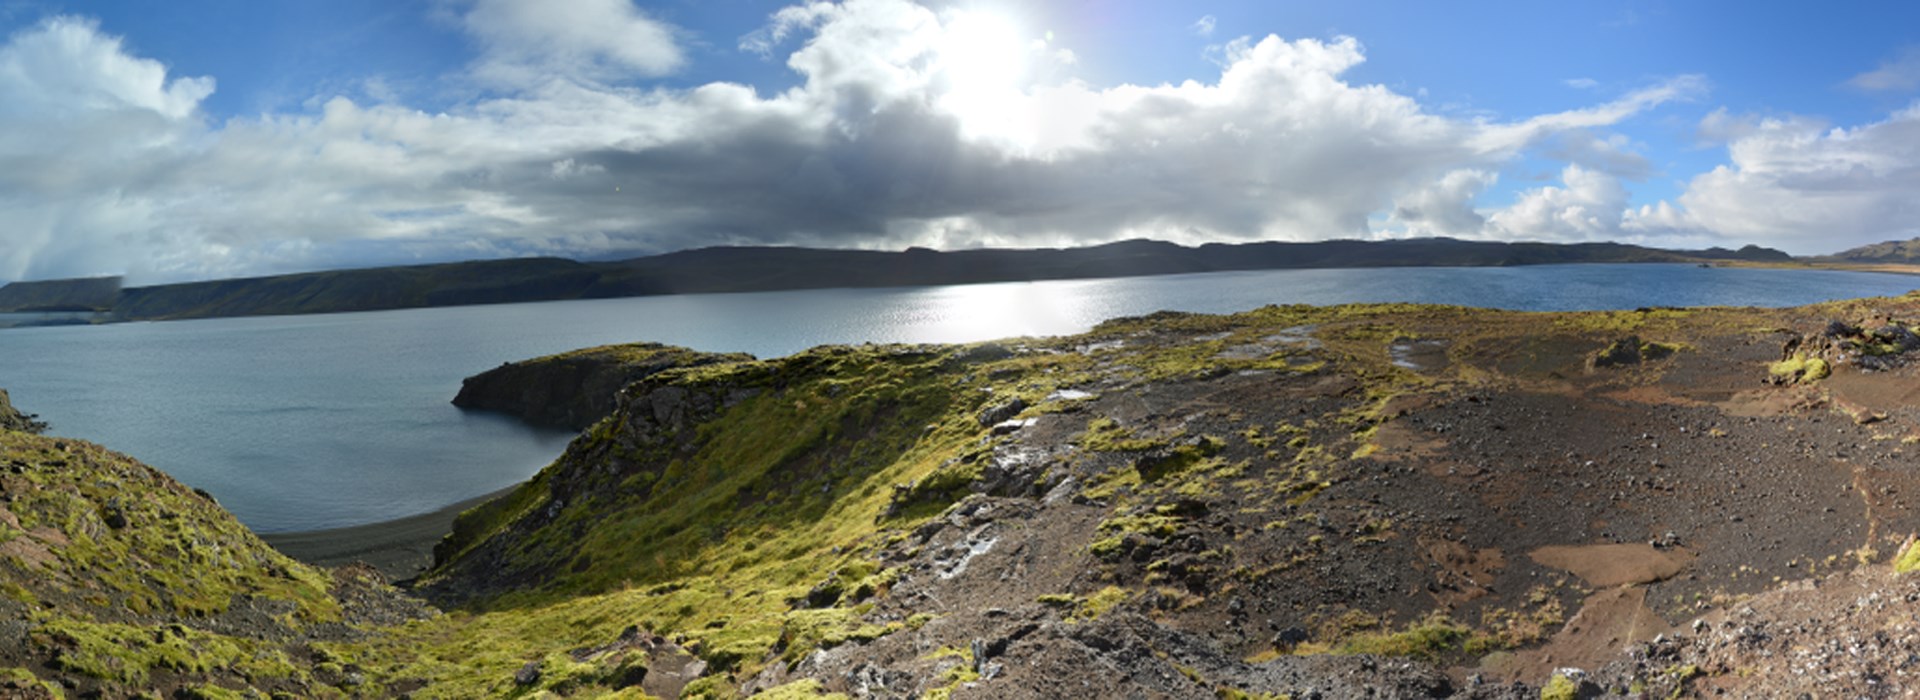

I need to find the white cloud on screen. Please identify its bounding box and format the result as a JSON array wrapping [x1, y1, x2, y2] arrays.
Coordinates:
[[1389, 169, 1497, 238], [1488, 165, 1630, 241], [0, 1, 1727, 283], [1191, 15, 1217, 37], [462, 0, 683, 87], [0, 16, 212, 120], [1848, 47, 1920, 92], [1564, 77, 1598, 89], [1623, 104, 1920, 253]]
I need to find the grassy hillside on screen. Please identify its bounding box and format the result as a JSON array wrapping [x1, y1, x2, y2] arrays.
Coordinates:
[[0, 424, 429, 697]]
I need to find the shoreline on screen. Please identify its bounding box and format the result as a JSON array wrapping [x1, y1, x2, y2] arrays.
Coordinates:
[[261, 486, 516, 582]]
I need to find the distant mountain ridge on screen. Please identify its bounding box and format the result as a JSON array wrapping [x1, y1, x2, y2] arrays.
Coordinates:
[[1829, 237, 1920, 263], [0, 237, 1793, 321], [0, 275, 119, 312]]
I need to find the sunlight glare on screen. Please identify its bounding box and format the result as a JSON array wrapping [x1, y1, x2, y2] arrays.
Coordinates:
[[937, 10, 1034, 147]]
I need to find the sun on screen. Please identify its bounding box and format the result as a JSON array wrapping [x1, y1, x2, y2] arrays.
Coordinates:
[[935, 10, 1035, 146]]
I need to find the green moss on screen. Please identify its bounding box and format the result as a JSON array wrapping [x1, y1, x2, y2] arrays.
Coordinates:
[[0, 432, 341, 624], [1769, 353, 1831, 383], [1539, 673, 1579, 700], [1073, 586, 1130, 622], [1300, 613, 1471, 662], [0, 667, 62, 699], [33, 618, 301, 687], [1035, 587, 1130, 622], [920, 647, 982, 700], [1079, 417, 1170, 452]]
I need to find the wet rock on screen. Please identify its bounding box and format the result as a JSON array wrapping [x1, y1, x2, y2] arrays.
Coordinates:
[[977, 398, 1028, 427], [989, 418, 1035, 435]]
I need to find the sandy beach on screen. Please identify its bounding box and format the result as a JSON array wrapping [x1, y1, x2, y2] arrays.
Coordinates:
[[261, 487, 514, 581]]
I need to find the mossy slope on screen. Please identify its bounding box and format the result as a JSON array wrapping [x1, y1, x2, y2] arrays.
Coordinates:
[[0, 426, 426, 697]]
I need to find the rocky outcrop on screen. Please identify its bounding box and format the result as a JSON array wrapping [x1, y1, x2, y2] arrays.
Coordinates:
[[0, 389, 45, 434], [451, 342, 752, 430]]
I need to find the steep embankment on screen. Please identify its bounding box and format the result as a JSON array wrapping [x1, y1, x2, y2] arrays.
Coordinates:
[[0, 400, 431, 698], [379, 293, 1920, 697], [453, 343, 753, 430]]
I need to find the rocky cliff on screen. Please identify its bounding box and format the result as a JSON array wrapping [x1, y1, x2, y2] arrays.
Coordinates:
[[452, 343, 754, 430], [0, 389, 45, 434]]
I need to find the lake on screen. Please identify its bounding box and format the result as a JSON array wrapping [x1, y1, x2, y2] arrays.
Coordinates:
[[2, 263, 1915, 532]]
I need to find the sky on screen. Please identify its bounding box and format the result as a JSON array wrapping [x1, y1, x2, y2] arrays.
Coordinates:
[[1, 1, 1918, 284]]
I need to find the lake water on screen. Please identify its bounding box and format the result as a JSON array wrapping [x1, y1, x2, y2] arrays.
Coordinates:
[[2, 263, 1915, 532]]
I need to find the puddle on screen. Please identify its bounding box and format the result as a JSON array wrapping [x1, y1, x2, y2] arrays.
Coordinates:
[[1266, 325, 1324, 349], [1045, 389, 1094, 402], [1217, 326, 1326, 361], [1389, 337, 1451, 373]]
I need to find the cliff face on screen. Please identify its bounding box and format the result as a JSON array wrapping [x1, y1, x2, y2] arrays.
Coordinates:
[[0, 398, 430, 698], [452, 343, 754, 430]]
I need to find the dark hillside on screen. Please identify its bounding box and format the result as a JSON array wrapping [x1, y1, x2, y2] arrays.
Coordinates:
[[81, 237, 1793, 321], [0, 276, 119, 311]]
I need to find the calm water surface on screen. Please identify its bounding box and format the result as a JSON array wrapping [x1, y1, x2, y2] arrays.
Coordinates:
[[2, 263, 1915, 531]]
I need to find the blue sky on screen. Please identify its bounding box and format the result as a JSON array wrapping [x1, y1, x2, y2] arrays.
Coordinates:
[[2, 0, 1918, 283]]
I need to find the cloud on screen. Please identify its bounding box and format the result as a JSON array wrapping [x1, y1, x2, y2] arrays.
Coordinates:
[[1191, 15, 1216, 37], [1388, 169, 1497, 237], [461, 0, 683, 87], [0, 0, 1719, 283], [1563, 77, 1598, 89], [1848, 47, 1920, 92], [1622, 104, 1920, 253], [1488, 164, 1631, 241]]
